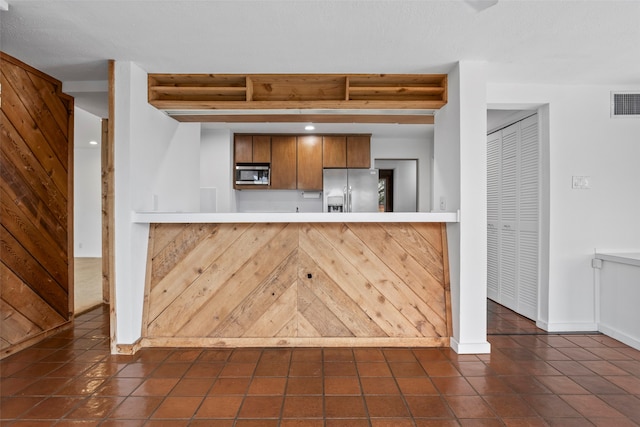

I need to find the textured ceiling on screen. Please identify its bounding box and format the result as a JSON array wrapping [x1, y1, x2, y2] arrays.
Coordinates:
[[2, 0, 639, 134], [2, 0, 639, 85]]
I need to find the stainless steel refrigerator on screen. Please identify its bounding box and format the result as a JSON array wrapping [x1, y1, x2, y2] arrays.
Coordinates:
[[323, 169, 379, 213]]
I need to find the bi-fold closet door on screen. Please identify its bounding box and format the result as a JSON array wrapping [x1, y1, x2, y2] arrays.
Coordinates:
[[487, 114, 539, 321]]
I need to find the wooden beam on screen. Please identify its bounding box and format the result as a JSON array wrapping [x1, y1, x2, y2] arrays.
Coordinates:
[[153, 99, 445, 110], [172, 114, 434, 125]]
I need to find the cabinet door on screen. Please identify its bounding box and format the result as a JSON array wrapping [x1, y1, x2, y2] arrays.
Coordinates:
[[234, 135, 253, 163], [323, 136, 347, 168], [271, 136, 297, 189], [297, 135, 323, 190], [346, 135, 371, 168], [252, 136, 271, 163]]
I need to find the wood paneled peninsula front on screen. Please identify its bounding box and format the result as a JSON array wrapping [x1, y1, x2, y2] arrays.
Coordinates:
[[134, 212, 458, 348]]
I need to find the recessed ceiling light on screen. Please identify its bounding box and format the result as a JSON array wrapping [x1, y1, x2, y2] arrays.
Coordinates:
[[305, 125, 315, 131], [89, 140, 98, 145]]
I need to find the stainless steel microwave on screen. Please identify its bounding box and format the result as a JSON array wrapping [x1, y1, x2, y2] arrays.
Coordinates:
[[235, 164, 270, 185]]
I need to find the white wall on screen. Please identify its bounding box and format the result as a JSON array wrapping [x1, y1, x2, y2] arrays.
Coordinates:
[[487, 83, 640, 332], [153, 123, 201, 212], [113, 61, 202, 348], [74, 107, 102, 257], [74, 148, 102, 256], [200, 129, 234, 213], [372, 136, 431, 212]]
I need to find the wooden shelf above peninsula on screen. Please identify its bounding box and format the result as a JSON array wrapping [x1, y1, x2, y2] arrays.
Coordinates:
[[148, 73, 446, 124]]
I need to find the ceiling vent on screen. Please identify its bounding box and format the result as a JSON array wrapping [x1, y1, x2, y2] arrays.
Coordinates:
[[611, 91, 640, 117]]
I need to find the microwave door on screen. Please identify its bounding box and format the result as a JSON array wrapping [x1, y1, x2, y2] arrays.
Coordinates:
[[238, 170, 253, 181], [236, 165, 270, 184]]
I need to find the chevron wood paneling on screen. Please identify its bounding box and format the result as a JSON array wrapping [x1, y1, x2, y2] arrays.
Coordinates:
[[143, 222, 451, 347], [1, 52, 74, 358]]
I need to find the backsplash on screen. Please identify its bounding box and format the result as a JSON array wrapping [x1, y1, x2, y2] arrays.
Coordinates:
[[235, 190, 323, 213]]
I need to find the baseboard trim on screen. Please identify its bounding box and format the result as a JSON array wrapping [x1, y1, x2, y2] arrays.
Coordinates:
[[598, 323, 640, 351], [1, 320, 73, 360], [450, 337, 491, 354], [139, 337, 451, 348], [536, 320, 598, 333], [115, 339, 143, 355]]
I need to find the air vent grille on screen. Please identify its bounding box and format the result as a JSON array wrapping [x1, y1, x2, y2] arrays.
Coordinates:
[[611, 91, 640, 117]]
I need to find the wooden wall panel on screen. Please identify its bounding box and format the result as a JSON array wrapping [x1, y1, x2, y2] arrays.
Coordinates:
[[143, 222, 451, 348], [298, 249, 386, 337], [1, 263, 66, 331], [0, 52, 73, 358], [1, 114, 68, 245]]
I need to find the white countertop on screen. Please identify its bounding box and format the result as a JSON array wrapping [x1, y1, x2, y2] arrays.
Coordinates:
[[595, 252, 640, 267], [132, 211, 460, 224]]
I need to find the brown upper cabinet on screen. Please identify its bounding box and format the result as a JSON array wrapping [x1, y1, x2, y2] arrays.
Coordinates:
[[322, 136, 347, 168], [234, 135, 271, 163], [297, 135, 323, 190], [270, 136, 297, 190], [234, 133, 369, 190], [346, 136, 371, 168], [323, 135, 371, 168]]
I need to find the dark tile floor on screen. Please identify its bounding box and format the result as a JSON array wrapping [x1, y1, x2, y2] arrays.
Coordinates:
[[2, 301, 640, 426], [487, 300, 548, 335]]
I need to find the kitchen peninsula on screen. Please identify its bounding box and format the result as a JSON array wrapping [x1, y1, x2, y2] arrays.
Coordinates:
[[127, 127, 457, 350], [103, 70, 467, 353], [133, 211, 458, 348]]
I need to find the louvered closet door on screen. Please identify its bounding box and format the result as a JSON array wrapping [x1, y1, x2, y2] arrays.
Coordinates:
[[499, 123, 519, 311], [486, 114, 539, 321], [516, 115, 539, 319], [487, 131, 501, 301]]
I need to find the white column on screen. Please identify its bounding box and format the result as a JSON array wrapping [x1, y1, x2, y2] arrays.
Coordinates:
[[456, 61, 490, 353], [434, 61, 490, 354]]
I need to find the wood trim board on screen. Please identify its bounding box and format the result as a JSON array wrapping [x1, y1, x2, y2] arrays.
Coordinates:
[[106, 59, 117, 354]]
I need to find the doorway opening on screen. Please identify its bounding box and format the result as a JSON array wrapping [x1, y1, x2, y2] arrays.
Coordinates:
[[374, 159, 418, 212], [378, 169, 394, 212], [486, 109, 540, 324], [73, 108, 107, 314]]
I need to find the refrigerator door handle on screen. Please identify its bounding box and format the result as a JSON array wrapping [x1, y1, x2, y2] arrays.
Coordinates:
[[343, 186, 348, 213], [348, 186, 353, 213]]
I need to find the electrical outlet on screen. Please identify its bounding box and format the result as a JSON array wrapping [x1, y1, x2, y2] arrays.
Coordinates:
[[440, 197, 446, 210]]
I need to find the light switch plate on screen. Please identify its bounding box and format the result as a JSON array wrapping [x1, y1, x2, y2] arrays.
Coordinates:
[[572, 176, 591, 189]]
